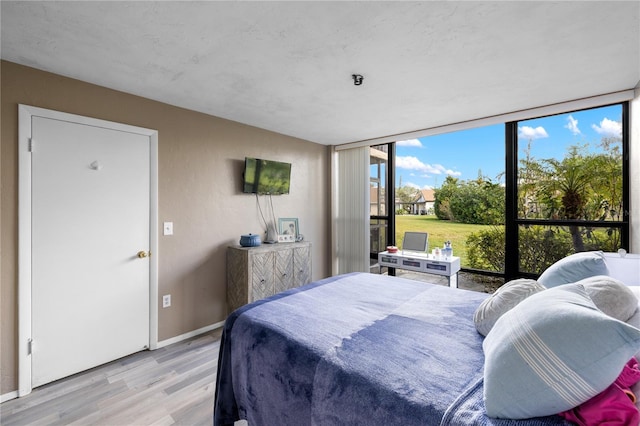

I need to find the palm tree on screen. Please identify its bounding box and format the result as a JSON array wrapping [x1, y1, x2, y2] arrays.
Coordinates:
[[546, 156, 590, 251], [532, 143, 621, 253]]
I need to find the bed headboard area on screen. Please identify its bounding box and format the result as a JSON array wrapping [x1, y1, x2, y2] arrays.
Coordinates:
[[604, 251, 640, 286]]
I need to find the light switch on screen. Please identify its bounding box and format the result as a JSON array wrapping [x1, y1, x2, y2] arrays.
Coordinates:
[[163, 222, 173, 236]]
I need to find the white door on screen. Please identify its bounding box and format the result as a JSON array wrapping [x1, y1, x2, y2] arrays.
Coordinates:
[[30, 115, 151, 388]]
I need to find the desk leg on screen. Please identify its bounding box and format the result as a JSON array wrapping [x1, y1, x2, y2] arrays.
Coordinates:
[[448, 273, 458, 289]]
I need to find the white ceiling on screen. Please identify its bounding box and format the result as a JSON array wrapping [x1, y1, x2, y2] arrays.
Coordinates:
[[2, 1, 639, 146]]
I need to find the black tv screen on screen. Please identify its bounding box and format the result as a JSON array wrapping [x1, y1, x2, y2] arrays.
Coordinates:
[[243, 157, 291, 195]]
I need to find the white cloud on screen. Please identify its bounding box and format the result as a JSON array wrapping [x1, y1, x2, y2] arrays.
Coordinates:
[[396, 156, 426, 170], [397, 139, 422, 147], [404, 182, 421, 189], [396, 156, 462, 176], [591, 118, 621, 138], [518, 126, 549, 140], [564, 115, 581, 135], [403, 182, 434, 190], [434, 164, 462, 177]]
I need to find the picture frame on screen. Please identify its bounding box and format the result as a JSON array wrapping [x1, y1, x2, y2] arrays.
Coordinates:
[[278, 217, 299, 237]]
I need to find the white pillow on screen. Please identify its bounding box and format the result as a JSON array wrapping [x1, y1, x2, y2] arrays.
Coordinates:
[[575, 275, 638, 322], [626, 286, 640, 330], [537, 251, 609, 288], [474, 279, 545, 336], [483, 283, 640, 419]]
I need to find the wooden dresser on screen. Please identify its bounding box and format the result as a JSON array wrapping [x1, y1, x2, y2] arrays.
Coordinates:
[[226, 241, 312, 313]]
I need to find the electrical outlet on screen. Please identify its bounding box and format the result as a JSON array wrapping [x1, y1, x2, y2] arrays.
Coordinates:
[[162, 294, 171, 308]]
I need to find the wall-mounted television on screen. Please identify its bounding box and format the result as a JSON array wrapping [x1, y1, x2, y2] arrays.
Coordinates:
[[242, 157, 292, 195]]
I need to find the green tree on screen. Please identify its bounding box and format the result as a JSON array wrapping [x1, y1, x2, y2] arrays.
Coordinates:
[[396, 185, 421, 214], [517, 138, 547, 218], [524, 140, 622, 253], [450, 179, 504, 225], [433, 176, 458, 220], [434, 175, 504, 225]]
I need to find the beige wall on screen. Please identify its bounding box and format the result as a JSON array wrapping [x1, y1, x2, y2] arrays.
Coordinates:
[[1, 61, 331, 395]]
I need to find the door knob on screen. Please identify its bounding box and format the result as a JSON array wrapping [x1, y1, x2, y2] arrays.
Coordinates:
[[137, 251, 150, 259]]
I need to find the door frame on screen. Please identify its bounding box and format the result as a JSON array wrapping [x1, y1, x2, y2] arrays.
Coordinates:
[[17, 104, 159, 396]]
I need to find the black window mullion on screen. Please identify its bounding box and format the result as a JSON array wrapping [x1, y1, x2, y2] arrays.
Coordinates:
[[504, 122, 519, 281]]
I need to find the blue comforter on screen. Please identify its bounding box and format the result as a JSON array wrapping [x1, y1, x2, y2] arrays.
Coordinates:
[[214, 273, 569, 426]]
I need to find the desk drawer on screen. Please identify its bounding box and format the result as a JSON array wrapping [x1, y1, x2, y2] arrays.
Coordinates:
[[424, 261, 451, 275], [380, 256, 425, 272]]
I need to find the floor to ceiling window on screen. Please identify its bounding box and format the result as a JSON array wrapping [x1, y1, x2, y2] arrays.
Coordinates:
[[373, 102, 629, 284], [393, 124, 505, 277], [506, 103, 628, 279]]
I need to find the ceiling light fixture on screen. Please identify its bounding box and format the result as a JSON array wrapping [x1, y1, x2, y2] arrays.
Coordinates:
[[352, 74, 364, 86]]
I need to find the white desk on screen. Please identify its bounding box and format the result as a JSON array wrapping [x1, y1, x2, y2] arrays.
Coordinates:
[[378, 251, 461, 288]]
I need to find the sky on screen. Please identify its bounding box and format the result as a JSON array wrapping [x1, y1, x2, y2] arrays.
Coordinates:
[[395, 104, 623, 189]]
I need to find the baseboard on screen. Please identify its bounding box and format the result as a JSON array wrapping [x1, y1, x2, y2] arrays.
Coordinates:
[[156, 320, 225, 349], [1, 390, 19, 403]]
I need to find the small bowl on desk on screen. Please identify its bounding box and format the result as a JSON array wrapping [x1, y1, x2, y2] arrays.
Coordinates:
[[387, 246, 398, 253]]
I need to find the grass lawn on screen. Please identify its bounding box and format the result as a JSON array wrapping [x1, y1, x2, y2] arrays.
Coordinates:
[[395, 215, 496, 267]]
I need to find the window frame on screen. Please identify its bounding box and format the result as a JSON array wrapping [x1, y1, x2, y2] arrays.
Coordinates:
[[377, 102, 629, 282], [504, 102, 629, 280], [369, 143, 396, 271]]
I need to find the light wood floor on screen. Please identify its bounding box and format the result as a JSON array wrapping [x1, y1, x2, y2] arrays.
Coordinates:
[[1, 328, 223, 426]]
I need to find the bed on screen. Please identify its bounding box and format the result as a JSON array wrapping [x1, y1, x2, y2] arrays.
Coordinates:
[[214, 252, 640, 426]]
